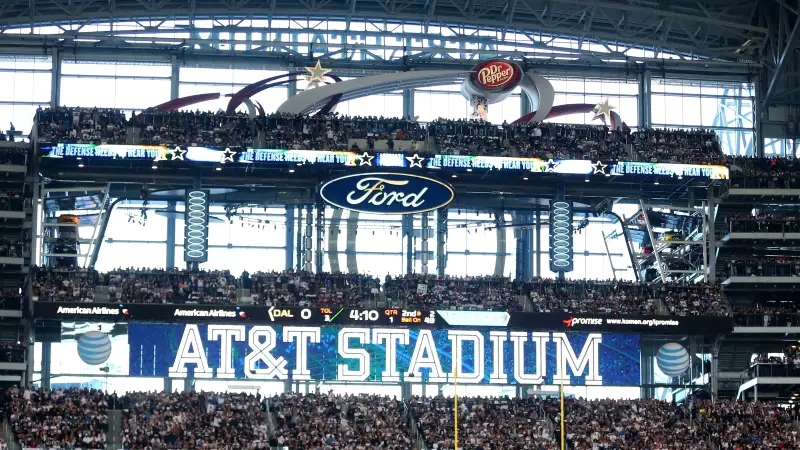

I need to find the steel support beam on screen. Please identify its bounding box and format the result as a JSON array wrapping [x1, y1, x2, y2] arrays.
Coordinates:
[[165, 200, 176, 268], [284, 206, 294, 271], [170, 55, 180, 100], [436, 208, 447, 277], [402, 88, 414, 119], [421, 212, 429, 275], [50, 48, 61, 108], [763, 15, 800, 108]]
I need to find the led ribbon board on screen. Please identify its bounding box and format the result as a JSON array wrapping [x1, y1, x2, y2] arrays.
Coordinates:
[[40, 144, 730, 180], [549, 200, 574, 272], [184, 189, 209, 263], [320, 172, 454, 214]]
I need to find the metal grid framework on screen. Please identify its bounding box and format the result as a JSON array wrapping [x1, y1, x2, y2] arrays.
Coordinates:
[[0, 0, 773, 66]]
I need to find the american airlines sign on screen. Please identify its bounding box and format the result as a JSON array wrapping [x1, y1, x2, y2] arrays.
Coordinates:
[[128, 323, 641, 385], [320, 173, 454, 214]]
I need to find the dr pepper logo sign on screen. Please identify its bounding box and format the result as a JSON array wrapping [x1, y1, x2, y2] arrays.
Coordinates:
[[472, 60, 520, 90]]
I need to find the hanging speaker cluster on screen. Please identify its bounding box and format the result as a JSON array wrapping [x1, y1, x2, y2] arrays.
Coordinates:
[[549, 200, 574, 273], [184, 189, 209, 263]]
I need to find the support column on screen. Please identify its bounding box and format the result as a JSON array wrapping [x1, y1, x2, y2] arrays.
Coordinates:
[[421, 212, 429, 275], [707, 187, 717, 282], [436, 209, 448, 276], [404, 215, 414, 275], [494, 212, 506, 277], [711, 336, 721, 400], [41, 342, 52, 389], [165, 200, 176, 269], [170, 55, 180, 100], [304, 206, 313, 272], [285, 206, 295, 271], [295, 206, 303, 272], [402, 88, 415, 119], [534, 210, 541, 278], [754, 77, 765, 158], [287, 77, 298, 98], [520, 94, 532, 116], [514, 212, 533, 281], [50, 48, 62, 108], [164, 377, 173, 393], [315, 202, 325, 274], [639, 70, 652, 129]]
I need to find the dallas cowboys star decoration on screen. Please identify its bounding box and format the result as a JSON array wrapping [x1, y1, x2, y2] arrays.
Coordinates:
[[220, 148, 237, 163], [170, 147, 186, 161], [406, 153, 425, 168], [592, 160, 608, 175], [359, 152, 374, 166], [545, 159, 560, 172]]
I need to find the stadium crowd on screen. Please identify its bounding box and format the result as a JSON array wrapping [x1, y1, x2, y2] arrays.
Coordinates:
[[727, 213, 800, 233], [525, 279, 727, 316], [32, 106, 764, 166], [36, 107, 128, 145], [0, 238, 24, 259], [725, 257, 800, 277], [245, 271, 380, 308], [729, 156, 800, 188], [134, 111, 255, 149], [3, 388, 800, 449], [410, 395, 553, 449], [30, 267, 733, 316], [429, 120, 628, 161], [383, 274, 524, 311], [630, 128, 724, 165], [269, 392, 412, 449], [121, 391, 270, 449], [1, 387, 108, 449], [0, 290, 22, 310], [0, 146, 26, 165]]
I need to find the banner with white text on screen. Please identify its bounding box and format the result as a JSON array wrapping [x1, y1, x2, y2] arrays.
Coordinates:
[[128, 323, 640, 385]]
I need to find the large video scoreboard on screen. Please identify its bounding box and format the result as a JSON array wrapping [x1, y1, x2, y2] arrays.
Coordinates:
[[34, 302, 732, 335]]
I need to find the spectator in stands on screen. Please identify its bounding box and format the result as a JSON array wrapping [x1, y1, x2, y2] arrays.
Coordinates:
[[632, 128, 724, 165], [0, 147, 26, 165], [270, 392, 412, 449], [726, 257, 800, 277], [32, 267, 96, 302], [727, 213, 800, 233], [3, 386, 108, 449], [384, 274, 524, 311], [729, 156, 800, 188], [410, 395, 553, 449], [525, 279, 727, 317], [37, 107, 128, 145], [249, 271, 379, 308], [121, 391, 270, 449], [104, 268, 237, 304]]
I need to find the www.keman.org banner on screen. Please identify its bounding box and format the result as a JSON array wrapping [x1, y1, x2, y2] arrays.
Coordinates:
[[128, 323, 640, 385]]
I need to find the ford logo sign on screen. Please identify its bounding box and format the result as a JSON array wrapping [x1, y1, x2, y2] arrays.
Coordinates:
[[320, 172, 454, 214]]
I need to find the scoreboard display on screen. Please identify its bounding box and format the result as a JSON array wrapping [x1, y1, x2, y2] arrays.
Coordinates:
[[33, 302, 733, 335]]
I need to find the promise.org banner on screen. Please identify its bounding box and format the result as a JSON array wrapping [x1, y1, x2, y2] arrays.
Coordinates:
[[128, 323, 640, 385]]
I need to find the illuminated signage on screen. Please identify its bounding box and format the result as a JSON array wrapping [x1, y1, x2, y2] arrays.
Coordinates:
[[320, 172, 454, 214], [184, 190, 209, 263], [128, 323, 640, 385], [470, 60, 521, 92], [475, 60, 516, 88], [40, 144, 730, 180]]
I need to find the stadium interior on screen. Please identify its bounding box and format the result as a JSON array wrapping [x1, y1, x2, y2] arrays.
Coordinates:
[[3, 0, 800, 448]]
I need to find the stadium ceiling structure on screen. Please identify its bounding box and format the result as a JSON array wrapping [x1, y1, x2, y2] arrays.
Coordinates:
[[0, 0, 796, 108], [0, 0, 769, 61]]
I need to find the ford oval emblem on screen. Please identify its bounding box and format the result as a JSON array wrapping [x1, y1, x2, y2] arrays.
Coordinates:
[[320, 172, 455, 215]]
